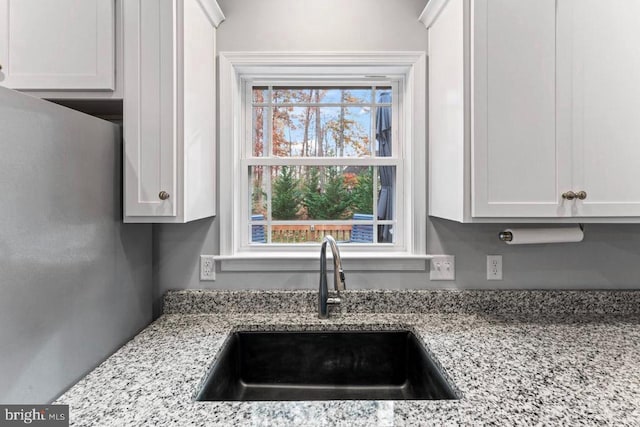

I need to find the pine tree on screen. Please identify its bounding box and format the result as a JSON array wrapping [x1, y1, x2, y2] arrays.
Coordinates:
[[271, 166, 302, 220], [302, 167, 324, 219], [303, 167, 351, 220], [351, 168, 374, 214], [320, 167, 352, 219]]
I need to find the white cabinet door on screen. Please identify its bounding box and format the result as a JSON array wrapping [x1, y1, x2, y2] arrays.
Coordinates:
[[123, 0, 176, 218], [123, 0, 222, 223], [472, 0, 570, 217], [559, 0, 640, 217], [0, 0, 115, 90]]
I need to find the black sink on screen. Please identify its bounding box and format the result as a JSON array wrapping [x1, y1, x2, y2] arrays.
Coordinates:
[[195, 330, 459, 401]]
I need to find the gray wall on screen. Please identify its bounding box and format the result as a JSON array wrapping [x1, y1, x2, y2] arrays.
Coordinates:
[[154, 0, 640, 312], [0, 88, 153, 403]]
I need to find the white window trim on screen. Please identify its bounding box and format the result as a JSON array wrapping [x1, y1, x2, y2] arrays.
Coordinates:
[[218, 52, 427, 271]]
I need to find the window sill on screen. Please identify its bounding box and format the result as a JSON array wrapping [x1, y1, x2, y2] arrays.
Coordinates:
[[214, 252, 432, 272]]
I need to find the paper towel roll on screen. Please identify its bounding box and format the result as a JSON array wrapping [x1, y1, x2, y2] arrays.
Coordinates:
[[500, 226, 584, 245]]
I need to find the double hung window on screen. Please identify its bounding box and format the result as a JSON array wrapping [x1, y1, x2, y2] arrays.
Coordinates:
[[218, 52, 426, 266], [245, 83, 400, 247]]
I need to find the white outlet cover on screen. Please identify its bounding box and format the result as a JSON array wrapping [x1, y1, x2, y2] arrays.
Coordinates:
[[430, 255, 455, 281], [487, 255, 503, 280], [200, 255, 216, 281]]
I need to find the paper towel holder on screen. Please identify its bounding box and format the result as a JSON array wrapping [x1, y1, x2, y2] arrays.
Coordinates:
[[498, 231, 514, 242], [498, 224, 584, 242]]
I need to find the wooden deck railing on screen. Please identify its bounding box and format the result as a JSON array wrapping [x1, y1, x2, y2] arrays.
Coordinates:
[[270, 225, 352, 243]]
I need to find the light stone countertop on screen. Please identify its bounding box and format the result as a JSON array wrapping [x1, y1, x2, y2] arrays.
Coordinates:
[[57, 290, 640, 426]]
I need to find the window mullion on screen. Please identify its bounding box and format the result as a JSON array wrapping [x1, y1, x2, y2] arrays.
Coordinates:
[[266, 168, 273, 244], [245, 158, 400, 167], [267, 86, 273, 157], [371, 86, 376, 157], [373, 166, 379, 244], [372, 86, 379, 244], [266, 86, 274, 243]]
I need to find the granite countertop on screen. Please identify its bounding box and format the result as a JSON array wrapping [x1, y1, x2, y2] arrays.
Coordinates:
[[57, 290, 640, 426]]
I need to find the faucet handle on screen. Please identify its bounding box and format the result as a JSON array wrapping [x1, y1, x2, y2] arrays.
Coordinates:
[[326, 296, 341, 306]]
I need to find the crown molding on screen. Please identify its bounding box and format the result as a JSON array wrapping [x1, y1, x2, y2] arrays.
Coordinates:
[[419, 0, 450, 28], [197, 0, 225, 28]]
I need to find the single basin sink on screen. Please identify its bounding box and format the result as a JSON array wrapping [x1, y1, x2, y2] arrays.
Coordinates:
[[195, 330, 459, 401]]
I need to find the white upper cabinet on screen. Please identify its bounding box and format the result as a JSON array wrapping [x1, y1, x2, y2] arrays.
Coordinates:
[[123, 0, 223, 223], [472, 0, 567, 218], [0, 0, 116, 92], [558, 0, 640, 217], [423, 0, 640, 222]]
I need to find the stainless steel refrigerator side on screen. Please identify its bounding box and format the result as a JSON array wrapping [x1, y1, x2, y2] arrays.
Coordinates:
[[0, 87, 153, 403]]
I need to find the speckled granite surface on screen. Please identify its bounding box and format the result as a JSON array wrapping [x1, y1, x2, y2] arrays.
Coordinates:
[[164, 289, 640, 316], [57, 290, 640, 426]]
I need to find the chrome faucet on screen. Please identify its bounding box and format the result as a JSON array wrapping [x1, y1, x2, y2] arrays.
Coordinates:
[[318, 235, 346, 318]]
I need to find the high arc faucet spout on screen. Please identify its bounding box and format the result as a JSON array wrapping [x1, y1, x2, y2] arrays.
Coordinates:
[[318, 235, 346, 318]]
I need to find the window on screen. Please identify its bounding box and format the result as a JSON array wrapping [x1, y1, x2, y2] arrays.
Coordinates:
[[246, 84, 399, 246], [218, 52, 427, 270]]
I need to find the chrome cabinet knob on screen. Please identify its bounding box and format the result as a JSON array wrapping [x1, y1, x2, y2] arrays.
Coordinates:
[[576, 191, 587, 200], [159, 191, 170, 200]]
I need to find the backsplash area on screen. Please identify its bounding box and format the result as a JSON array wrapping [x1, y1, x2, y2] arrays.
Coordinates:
[[163, 289, 640, 316], [153, 0, 640, 317]]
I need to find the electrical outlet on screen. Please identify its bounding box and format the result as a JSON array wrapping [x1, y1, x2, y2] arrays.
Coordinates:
[[200, 255, 216, 281], [487, 255, 503, 280], [430, 255, 455, 281]]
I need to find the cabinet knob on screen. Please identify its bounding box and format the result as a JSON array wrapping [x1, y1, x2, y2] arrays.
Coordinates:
[[562, 191, 576, 200], [159, 191, 170, 200], [576, 191, 587, 200], [0, 63, 3, 71]]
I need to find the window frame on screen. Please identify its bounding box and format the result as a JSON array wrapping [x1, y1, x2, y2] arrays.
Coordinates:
[[241, 80, 402, 249], [218, 52, 427, 271]]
